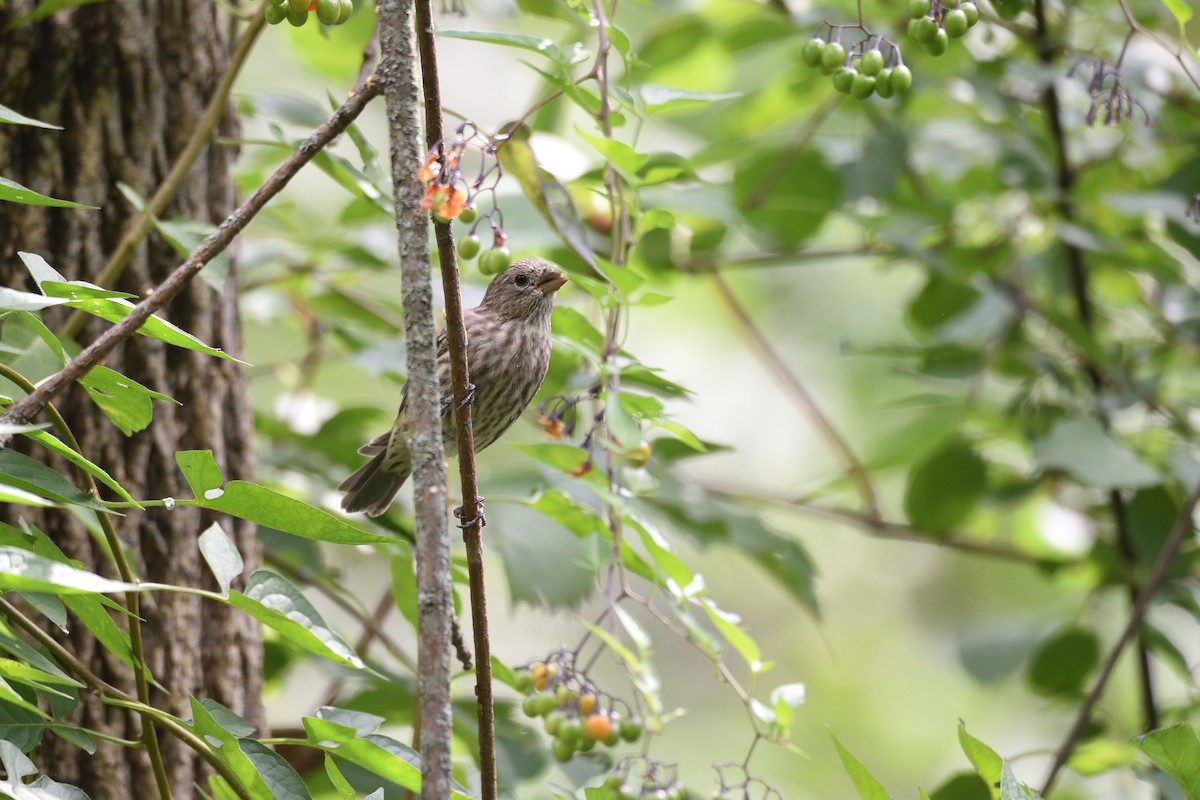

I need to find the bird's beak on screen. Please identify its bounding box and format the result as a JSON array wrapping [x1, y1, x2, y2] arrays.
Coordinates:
[[538, 270, 568, 295]]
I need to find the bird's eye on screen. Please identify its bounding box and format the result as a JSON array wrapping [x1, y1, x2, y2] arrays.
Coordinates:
[[514, 274, 531, 287]]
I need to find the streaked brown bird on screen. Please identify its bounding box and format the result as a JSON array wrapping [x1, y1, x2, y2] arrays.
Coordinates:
[[339, 258, 568, 516]]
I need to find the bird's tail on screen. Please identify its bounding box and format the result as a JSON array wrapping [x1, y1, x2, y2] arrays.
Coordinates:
[[338, 451, 411, 517]]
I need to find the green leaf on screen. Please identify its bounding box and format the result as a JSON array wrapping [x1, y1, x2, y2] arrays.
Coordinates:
[[700, 598, 765, 672], [324, 754, 356, 800], [189, 698, 274, 798], [828, 728, 892, 800], [928, 772, 991, 800], [1033, 418, 1159, 490], [0, 739, 89, 799], [229, 570, 365, 669], [0, 102, 61, 129], [958, 722, 1003, 796], [640, 84, 740, 113], [0, 546, 137, 594], [203, 481, 399, 545], [1162, 0, 1193, 34], [998, 761, 1042, 799], [575, 128, 649, 180], [1026, 626, 1098, 697], [296, 717, 477, 799], [1139, 724, 1200, 800], [511, 442, 591, 473], [904, 438, 987, 534], [79, 365, 177, 436], [176, 450, 225, 497], [436, 29, 566, 60], [5, 0, 107, 29], [0, 176, 97, 208], [0, 287, 69, 311], [732, 148, 840, 248], [0, 450, 109, 511], [239, 740, 312, 800], [199, 524, 243, 597], [19, 428, 139, 506]]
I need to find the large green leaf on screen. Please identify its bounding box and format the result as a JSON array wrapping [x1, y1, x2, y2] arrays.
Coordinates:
[[904, 438, 987, 534], [1033, 418, 1159, 490], [1025, 625, 1098, 697], [0, 176, 97, 209], [0, 547, 137, 594], [1139, 724, 1200, 800], [229, 570, 365, 670], [732, 148, 841, 248], [0, 450, 108, 511], [79, 365, 177, 436]]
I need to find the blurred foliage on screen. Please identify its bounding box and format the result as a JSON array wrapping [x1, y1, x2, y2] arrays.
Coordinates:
[[3, 0, 1200, 797]]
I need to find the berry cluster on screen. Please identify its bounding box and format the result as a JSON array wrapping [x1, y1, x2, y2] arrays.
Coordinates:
[[906, 0, 979, 55], [801, 28, 913, 100], [264, 0, 353, 27], [417, 125, 514, 275], [601, 757, 686, 800], [514, 655, 643, 763]]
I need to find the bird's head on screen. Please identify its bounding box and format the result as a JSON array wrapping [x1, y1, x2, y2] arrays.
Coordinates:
[[478, 258, 568, 321]]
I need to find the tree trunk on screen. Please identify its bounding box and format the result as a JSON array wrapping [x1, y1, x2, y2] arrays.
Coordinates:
[[0, 2, 264, 798]]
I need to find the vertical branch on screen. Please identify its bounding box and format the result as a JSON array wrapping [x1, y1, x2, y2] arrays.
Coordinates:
[[1030, 0, 1161, 748], [411, 1, 498, 797], [375, 4, 453, 799]]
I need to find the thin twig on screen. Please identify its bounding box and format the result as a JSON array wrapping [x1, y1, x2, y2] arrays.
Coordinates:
[[1040, 481, 1200, 796], [411, 0, 497, 795], [0, 79, 383, 441], [708, 272, 879, 520], [58, 6, 267, 340], [0, 364, 172, 800], [708, 481, 1071, 567], [375, 3, 454, 800]]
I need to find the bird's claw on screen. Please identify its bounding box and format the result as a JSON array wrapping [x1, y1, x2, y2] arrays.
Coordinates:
[[457, 383, 476, 410], [454, 497, 486, 529]]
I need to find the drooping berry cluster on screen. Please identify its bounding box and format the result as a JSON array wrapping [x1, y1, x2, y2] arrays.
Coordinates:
[[264, 0, 353, 27], [601, 757, 686, 800], [906, 0, 979, 55], [417, 124, 513, 274], [514, 653, 643, 763], [801, 26, 913, 100], [1068, 58, 1151, 127]]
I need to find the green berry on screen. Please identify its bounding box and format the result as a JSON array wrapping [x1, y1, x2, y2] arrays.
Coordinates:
[[831, 66, 856, 94], [457, 235, 481, 260], [544, 710, 565, 736], [536, 692, 559, 716], [908, 0, 932, 17], [551, 738, 575, 763], [522, 695, 540, 717], [555, 685, 577, 706], [874, 68, 895, 98], [910, 16, 938, 43], [479, 246, 512, 275], [285, 5, 308, 26], [802, 37, 826, 68], [458, 204, 478, 224], [512, 669, 533, 693], [890, 64, 914, 93], [943, 8, 969, 37], [618, 718, 643, 742], [264, 2, 286, 23], [604, 728, 621, 747], [851, 73, 876, 99], [820, 41, 846, 72], [926, 27, 949, 55], [287, 0, 307, 11], [962, 1, 980, 25], [859, 48, 884, 76], [316, 0, 339, 24], [336, 0, 354, 23], [558, 719, 583, 748]]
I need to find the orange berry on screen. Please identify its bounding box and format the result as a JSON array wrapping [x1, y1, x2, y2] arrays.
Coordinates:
[[577, 693, 597, 715], [584, 713, 613, 742]]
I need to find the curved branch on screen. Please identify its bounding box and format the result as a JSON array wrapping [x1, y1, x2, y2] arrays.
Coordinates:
[[0, 78, 383, 441]]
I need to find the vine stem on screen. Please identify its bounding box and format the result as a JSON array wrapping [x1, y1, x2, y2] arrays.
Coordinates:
[[0, 79, 384, 441], [57, 4, 266, 340], [0, 363, 171, 800], [1040, 480, 1200, 796], [409, 0, 498, 795]]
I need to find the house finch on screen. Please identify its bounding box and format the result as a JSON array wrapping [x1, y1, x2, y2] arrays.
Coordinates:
[[339, 258, 568, 516]]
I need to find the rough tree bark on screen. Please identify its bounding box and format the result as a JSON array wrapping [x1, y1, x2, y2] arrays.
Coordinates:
[[0, 2, 264, 798]]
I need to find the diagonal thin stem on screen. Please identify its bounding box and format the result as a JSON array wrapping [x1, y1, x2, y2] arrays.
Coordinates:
[[0, 78, 383, 442], [709, 271, 879, 520], [1040, 480, 1200, 796]]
